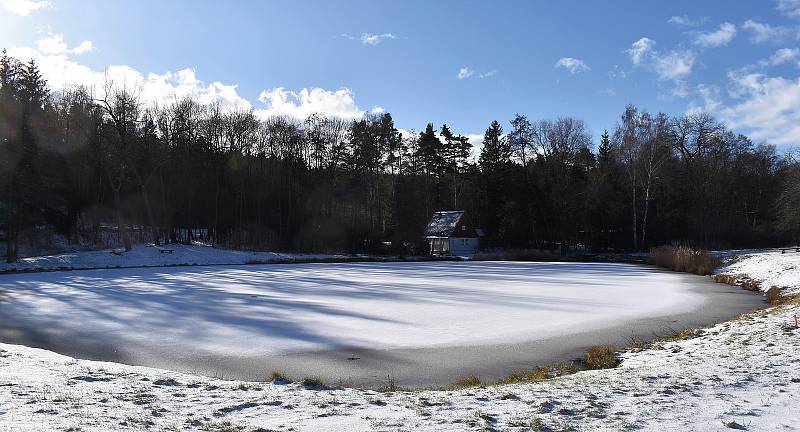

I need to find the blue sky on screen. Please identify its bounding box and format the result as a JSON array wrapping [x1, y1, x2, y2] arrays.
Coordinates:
[[2, 0, 800, 150]]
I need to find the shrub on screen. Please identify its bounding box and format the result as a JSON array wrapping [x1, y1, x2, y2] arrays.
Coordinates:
[[647, 246, 720, 275], [301, 377, 325, 388], [584, 345, 619, 370]]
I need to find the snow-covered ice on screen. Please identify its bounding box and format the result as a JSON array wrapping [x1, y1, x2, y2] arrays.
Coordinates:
[[0, 262, 706, 356]]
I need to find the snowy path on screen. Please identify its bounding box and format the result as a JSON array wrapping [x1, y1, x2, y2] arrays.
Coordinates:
[[0, 261, 763, 386]]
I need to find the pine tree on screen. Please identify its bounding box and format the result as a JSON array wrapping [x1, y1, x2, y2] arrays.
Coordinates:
[[598, 130, 612, 166], [416, 123, 443, 176], [440, 124, 472, 208], [478, 120, 510, 173]]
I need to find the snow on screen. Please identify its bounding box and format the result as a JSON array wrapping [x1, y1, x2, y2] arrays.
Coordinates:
[[0, 250, 797, 431], [0, 243, 341, 272], [0, 262, 704, 358], [716, 249, 800, 296], [0, 294, 797, 430]]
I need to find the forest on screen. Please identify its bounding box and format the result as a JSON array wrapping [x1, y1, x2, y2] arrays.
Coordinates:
[[1, 51, 799, 262]]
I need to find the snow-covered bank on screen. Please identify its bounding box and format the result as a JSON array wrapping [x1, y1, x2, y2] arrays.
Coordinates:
[[715, 249, 800, 297], [0, 243, 342, 273]]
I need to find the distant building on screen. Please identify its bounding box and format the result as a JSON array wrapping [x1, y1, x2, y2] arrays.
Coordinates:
[[424, 211, 483, 257]]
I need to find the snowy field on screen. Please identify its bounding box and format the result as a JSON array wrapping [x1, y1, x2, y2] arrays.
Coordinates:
[[0, 243, 341, 272], [0, 261, 755, 386], [0, 251, 797, 431]]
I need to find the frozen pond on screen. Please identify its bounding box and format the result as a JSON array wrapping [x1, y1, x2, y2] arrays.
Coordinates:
[[0, 261, 764, 386]]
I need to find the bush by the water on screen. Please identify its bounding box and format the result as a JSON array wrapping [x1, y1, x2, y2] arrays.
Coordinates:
[[584, 346, 619, 369], [648, 246, 720, 275]]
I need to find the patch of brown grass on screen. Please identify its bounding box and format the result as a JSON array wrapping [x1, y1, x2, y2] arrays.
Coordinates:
[[446, 375, 482, 389], [648, 246, 720, 275], [766, 287, 794, 306], [268, 371, 292, 384], [499, 363, 577, 384], [583, 345, 619, 370]]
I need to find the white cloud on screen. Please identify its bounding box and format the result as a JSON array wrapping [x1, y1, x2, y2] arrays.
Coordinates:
[[8, 35, 383, 120], [742, 20, 791, 44], [769, 47, 800, 65], [696, 72, 800, 146], [652, 50, 695, 80], [626, 37, 694, 82], [9, 38, 252, 112], [457, 67, 474, 79], [465, 133, 484, 161], [340, 33, 355, 40], [479, 69, 497, 79], [2, 0, 50, 16], [776, 0, 800, 18], [627, 37, 655, 65], [555, 57, 590, 74], [694, 22, 737, 47], [360, 33, 397, 45], [256, 87, 376, 119], [667, 15, 705, 26], [36, 34, 93, 55]]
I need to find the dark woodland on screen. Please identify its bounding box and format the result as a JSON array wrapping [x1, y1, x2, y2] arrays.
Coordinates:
[[1, 52, 799, 262]]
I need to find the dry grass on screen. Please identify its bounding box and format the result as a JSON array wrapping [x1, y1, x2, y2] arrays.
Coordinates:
[[444, 363, 578, 390], [648, 246, 720, 275], [301, 377, 325, 388], [268, 371, 292, 384], [499, 363, 577, 384], [765, 286, 796, 306], [445, 375, 483, 390], [583, 345, 619, 370], [711, 274, 762, 291]]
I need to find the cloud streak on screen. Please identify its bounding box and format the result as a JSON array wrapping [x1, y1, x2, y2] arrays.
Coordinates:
[[555, 57, 590, 74], [360, 33, 397, 45], [2, 0, 51, 16], [694, 22, 737, 47]]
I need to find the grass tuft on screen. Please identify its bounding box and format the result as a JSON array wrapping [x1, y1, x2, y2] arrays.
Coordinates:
[[446, 375, 482, 390], [500, 363, 577, 384], [584, 346, 619, 370], [301, 377, 325, 388]]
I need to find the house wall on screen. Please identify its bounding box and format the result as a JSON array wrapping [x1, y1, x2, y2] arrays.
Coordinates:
[[448, 237, 479, 256]]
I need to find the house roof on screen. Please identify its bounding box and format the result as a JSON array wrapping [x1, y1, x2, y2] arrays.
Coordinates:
[[424, 211, 464, 237]]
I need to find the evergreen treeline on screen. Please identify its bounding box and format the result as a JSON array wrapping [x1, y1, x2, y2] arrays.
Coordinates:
[[1, 52, 798, 262]]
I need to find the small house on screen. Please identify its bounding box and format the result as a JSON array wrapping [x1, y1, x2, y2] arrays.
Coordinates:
[[424, 211, 483, 257]]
